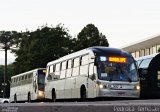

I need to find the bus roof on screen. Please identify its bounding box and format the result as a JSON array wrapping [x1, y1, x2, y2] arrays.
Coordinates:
[[11, 68, 46, 79], [135, 53, 159, 61], [47, 46, 132, 66], [89, 46, 131, 57]]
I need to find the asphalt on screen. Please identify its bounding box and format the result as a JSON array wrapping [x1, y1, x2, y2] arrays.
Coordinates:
[[1, 99, 160, 112]]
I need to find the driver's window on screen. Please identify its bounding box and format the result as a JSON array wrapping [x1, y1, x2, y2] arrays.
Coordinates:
[[89, 63, 94, 76]]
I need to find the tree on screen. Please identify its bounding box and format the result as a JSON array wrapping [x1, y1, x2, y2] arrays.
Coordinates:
[[13, 24, 72, 74], [73, 24, 109, 51], [0, 31, 17, 98]]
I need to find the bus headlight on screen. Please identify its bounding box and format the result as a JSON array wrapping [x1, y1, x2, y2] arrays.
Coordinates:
[[99, 84, 104, 89], [38, 91, 44, 97], [135, 85, 140, 90], [97, 81, 107, 89]]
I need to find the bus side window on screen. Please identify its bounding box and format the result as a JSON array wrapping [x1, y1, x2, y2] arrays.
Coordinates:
[[50, 65, 53, 73], [60, 61, 67, 79], [71, 59, 74, 68], [47, 65, 53, 80], [138, 58, 152, 76], [72, 57, 80, 76], [80, 56, 82, 66], [54, 63, 60, 79], [81, 55, 89, 65], [89, 63, 95, 80], [66, 60, 68, 69], [66, 59, 72, 78], [22, 76, 24, 81], [25, 75, 27, 80], [62, 61, 66, 70], [53, 64, 55, 72], [139, 58, 152, 69], [74, 57, 80, 67], [80, 55, 89, 76], [17, 78, 19, 85], [60, 62, 62, 71]]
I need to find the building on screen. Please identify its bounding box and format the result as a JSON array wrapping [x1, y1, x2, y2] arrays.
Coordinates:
[[121, 34, 160, 58]]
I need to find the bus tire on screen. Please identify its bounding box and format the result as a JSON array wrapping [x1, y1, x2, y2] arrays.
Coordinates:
[[80, 86, 87, 101], [14, 94, 17, 103], [28, 93, 31, 103], [52, 89, 56, 102], [4, 101, 9, 103]]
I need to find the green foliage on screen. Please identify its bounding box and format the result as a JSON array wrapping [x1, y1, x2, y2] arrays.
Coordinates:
[[73, 24, 109, 51], [13, 24, 73, 74], [0, 31, 17, 49], [0, 64, 14, 79], [4, 23, 109, 75]]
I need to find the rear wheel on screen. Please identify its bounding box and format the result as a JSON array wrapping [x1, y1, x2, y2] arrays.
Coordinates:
[[52, 90, 56, 102], [4, 101, 9, 103], [14, 94, 17, 103], [28, 93, 31, 103], [80, 87, 87, 101]]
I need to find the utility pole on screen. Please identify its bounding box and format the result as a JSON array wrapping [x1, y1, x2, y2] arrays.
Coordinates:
[[3, 44, 8, 98], [0, 44, 8, 98], [0, 31, 16, 98]]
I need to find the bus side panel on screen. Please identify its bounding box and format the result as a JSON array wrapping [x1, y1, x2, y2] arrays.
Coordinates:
[[10, 86, 17, 102], [87, 79, 98, 98], [77, 64, 89, 98], [72, 67, 79, 98], [20, 84, 28, 101], [76, 76, 87, 98], [45, 81, 52, 100], [64, 68, 72, 99], [64, 78, 73, 99], [55, 79, 65, 99]]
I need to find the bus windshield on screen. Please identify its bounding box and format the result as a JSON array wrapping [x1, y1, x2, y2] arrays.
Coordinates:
[[97, 56, 138, 82], [38, 70, 46, 91]]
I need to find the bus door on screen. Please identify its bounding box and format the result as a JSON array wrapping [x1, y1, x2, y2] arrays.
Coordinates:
[[33, 73, 38, 93], [88, 63, 97, 98]]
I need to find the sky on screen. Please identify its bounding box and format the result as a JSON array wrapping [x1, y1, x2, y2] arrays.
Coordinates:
[[0, 0, 160, 65]]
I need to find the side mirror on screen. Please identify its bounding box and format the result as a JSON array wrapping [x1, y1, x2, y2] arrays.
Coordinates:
[[138, 68, 148, 75], [90, 73, 96, 80], [141, 69, 148, 75], [47, 74, 52, 80]]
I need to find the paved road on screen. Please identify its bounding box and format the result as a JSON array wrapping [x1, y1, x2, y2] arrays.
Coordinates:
[[1, 99, 160, 112]]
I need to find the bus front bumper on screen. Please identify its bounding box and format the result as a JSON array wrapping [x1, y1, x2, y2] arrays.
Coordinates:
[[98, 89, 140, 98]]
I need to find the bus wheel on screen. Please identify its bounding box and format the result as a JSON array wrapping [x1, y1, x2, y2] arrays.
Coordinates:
[[80, 86, 87, 101], [28, 93, 31, 103], [14, 94, 17, 103], [4, 101, 9, 103], [52, 90, 56, 102]]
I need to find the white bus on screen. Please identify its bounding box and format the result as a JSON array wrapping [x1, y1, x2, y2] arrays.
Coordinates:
[[45, 46, 140, 101], [10, 68, 46, 102]]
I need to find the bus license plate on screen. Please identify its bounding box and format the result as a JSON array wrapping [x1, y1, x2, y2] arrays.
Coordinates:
[[108, 84, 122, 89], [118, 92, 125, 96]]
